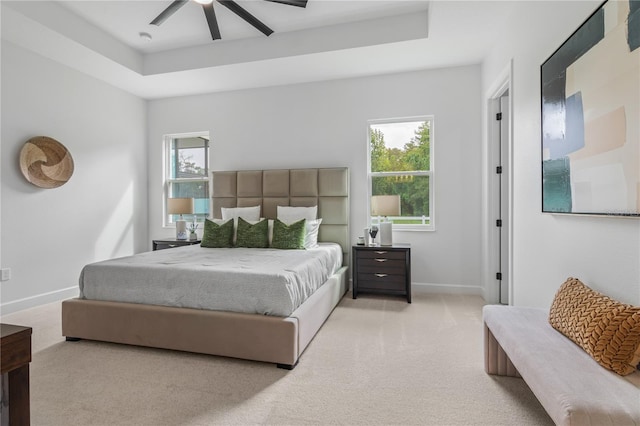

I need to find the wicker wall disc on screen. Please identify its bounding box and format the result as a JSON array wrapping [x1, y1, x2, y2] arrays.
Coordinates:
[[19, 136, 74, 189]]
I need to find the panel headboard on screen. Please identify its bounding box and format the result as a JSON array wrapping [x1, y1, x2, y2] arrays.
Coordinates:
[[211, 167, 350, 262]]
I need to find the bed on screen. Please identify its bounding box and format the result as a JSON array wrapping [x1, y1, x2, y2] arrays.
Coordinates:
[[62, 167, 350, 369]]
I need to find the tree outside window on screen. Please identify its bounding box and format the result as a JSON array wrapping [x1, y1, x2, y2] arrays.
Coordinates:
[[369, 118, 434, 230]]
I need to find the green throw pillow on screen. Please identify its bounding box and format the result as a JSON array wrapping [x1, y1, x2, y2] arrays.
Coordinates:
[[236, 217, 269, 248], [201, 219, 233, 248], [271, 218, 306, 249]]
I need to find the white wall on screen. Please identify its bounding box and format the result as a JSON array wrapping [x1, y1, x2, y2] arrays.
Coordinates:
[[482, 1, 640, 307], [0, 41, 148, 314], [148, 66, 483, 292]]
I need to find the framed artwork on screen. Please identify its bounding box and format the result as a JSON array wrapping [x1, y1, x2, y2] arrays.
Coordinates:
[[541, 0, 639, 216]]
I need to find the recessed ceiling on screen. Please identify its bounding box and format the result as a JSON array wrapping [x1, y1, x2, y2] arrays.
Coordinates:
[[58, 0, 431, 53], [1, 1, 515, 99]]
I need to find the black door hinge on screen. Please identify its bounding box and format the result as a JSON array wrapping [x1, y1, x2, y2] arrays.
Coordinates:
[[496, 112, 503, 120], [496, 272, 502, 280], [496, 166, 502, 174], [496, 219, 502, 227]]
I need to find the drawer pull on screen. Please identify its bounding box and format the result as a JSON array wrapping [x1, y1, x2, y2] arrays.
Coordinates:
[[168, 244, 177, 247], [374, 258, 387, 262], [375, 273, 388, 278], [375, 251, 388, 254]]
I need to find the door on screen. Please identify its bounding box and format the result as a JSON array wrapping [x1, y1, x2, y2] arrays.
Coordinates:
[[498, 94, 510, 304]]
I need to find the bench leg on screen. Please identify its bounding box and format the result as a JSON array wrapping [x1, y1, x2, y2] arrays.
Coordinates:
[[484, 323, 521, 378]]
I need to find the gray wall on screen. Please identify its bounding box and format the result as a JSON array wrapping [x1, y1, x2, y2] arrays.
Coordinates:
[[0, 40, 148, 313], [482, 0, 640, 307], [148, 65, 484, 293]]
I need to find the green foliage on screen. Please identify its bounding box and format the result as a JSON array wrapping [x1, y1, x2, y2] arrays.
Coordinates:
[[370, 121, 431, 218], [404, 122, 431, 171]]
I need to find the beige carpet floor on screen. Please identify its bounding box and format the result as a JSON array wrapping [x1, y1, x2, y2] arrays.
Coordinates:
[[2, 293, 552, 425]]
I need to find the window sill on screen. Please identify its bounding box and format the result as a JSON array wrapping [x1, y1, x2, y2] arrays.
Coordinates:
[[392, 226, 435, 232], [370, 224, 435, 232]]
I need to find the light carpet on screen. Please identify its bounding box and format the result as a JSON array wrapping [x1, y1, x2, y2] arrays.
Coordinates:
[[2, 293, 552, 425]]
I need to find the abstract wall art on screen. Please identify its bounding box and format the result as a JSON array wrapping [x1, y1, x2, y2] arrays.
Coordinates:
[[541, 0, 639, 216]]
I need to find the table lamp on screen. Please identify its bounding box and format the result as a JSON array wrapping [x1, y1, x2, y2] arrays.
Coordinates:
[[371, 195, 401, 246], [167, 198, 194, 240]]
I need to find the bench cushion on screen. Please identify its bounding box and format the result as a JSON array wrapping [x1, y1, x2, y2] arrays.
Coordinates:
[[549, 277, 640, 375], [483, 305, 640, 426]]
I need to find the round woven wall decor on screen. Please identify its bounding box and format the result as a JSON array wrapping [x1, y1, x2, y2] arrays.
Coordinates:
[[19, 136, 74, 189]]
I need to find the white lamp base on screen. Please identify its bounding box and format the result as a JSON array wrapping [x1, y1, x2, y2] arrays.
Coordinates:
[[176, 219, 188, 240], [380, 221, 393, 246]]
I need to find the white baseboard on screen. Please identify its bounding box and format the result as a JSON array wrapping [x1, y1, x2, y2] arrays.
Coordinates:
[[480, 286, 495, 303], [0, 286, 79, 315], [412, 282, 484, 296]]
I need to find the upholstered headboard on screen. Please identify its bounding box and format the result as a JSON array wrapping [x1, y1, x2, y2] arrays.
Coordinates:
[[211, 168, 350, 261]]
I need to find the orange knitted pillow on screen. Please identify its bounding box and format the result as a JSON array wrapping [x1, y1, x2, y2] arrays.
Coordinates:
[[548, 277, 640, 376]]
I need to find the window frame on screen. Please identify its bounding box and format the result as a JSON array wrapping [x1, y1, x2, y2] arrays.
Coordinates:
[[162, 131, 210, 228], [367, 116, 435, 232]]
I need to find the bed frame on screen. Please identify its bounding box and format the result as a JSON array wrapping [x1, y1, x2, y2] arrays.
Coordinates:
[[62, 167, 350, 369]]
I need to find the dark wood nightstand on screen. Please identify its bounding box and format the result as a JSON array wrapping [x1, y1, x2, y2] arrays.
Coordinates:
[[1, 323, 32, 426], [352, 243, 411, 303], [152, 239, 201, 251]]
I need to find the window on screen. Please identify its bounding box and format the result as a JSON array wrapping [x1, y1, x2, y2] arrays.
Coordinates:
[[163, 132, 210, 226], [368, 117, 434, 231]]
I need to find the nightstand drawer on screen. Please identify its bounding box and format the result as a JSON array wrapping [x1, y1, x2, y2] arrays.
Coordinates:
[[357, 279, 405, 292], [154, 242, 182, 250], [152, 239, 201, 251], [356, 258, 406, 273], [357, 272, 406, 284], [355, 250, 406, 260]]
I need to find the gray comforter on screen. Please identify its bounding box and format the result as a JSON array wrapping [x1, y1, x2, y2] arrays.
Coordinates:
[[79, 243, 343, 317]]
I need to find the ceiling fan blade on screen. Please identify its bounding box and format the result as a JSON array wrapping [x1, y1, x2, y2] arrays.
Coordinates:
[[263, 0, 308, 7], [202, 3, 222, 40], [150, 0, 189, 26], [217, 0, 274, 37]]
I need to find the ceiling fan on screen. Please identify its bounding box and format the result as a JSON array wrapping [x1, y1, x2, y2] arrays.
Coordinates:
[[150, 0, 308, 41]]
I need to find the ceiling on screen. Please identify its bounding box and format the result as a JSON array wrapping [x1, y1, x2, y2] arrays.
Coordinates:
[[59, 1, 432, 53], [1, 1, 515, 99]]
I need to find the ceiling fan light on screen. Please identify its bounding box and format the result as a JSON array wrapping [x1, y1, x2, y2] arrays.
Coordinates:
[[194, 0, 214, 4]]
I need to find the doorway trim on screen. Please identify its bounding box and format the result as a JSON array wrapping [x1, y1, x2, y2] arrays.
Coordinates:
[[482, 59, 514, 305]]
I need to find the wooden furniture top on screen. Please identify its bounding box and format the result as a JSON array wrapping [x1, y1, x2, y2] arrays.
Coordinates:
[[1, 323, 32, 374]]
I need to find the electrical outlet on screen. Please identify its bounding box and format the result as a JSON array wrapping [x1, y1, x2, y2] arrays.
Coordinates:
[[1, 268, 11, 281]]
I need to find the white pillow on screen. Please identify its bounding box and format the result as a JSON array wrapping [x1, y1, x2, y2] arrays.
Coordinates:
[[268, 219, 274, 245], [303, 218, 322, 249], [277, 205, 317, 222], [221, 206, 261, 221]]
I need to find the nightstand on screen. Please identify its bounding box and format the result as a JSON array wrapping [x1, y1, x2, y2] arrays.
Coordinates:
[[352, 243, 411, 303], [1, 324, 32, 425], [152, 239, 201, 251]]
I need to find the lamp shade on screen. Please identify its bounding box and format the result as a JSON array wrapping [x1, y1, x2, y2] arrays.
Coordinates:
[[167, 198, 194, 215], [371, 195, 401, 217]]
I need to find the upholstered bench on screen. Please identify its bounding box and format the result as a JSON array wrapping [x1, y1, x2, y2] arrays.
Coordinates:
[[483, 304, 640, 425]]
